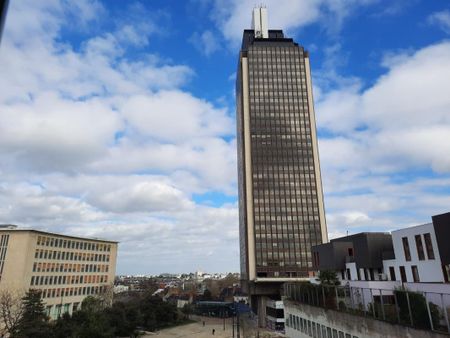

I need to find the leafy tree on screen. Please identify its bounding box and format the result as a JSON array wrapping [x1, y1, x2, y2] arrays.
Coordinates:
[[394, 288, 440, 329], [53, 312, 77, 338], [106, 301, 141, 337], [52, 296, 114, 338], [71, 297, 114, 338], [317, 270, 340, 286], [42, 289, 185, 336], [139, 295, 178, 331], [12, 290, 52, 338]]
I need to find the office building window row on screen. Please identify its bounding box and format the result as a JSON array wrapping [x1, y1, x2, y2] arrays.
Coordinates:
[[286, 313, 358, 338], [33, 262, 109, 273], [34, 248, 110, 262], [31, 274, 108, 286], [37, 235, 111, 252], [38, 285, 107, 299]]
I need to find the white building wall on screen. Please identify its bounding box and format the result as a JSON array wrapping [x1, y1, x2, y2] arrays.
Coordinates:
[[383, 223, 444, 283], [345, 262, 357, 281]]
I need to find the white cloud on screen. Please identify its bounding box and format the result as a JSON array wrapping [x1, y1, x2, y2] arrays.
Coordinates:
[[0, 0, 239, 274], [2, 0, 450, 274], [427, 10, 450, 34], [94, 181, 192, 213], [190, 30, 221, 56], [121, 91, 233, 142], [0, 92, 122, 172], [317, 42, 450, 171], [0, 182, 105, 226], [211, 0, 378, 46], [316, 41, 450, 236]]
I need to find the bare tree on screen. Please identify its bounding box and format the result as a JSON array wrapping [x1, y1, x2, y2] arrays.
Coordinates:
[[94, 284, 114, 308], [0, 289, 25, 337]]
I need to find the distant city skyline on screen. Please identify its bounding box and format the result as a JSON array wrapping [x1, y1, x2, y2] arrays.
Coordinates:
[[0, 1, 450, 275]]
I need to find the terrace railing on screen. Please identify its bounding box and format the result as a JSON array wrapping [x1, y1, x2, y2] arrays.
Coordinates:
[[284, 282, 450, 335]]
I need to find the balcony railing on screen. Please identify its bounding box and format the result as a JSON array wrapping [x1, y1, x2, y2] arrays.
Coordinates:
[[284, 282, 450, 335]]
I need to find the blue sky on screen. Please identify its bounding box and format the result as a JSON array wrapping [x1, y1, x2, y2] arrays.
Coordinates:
[[1, 0, 450, 275]]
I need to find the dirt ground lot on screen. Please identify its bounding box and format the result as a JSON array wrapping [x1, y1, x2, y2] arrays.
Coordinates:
[[143, 316, 235, 337], [143, 316, 285, 338]]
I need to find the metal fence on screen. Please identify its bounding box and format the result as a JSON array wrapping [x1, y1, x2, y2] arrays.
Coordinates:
[[284, 282, 450, 335]]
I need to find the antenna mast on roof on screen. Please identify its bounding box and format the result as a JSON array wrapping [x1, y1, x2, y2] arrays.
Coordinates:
[[252, 5, 268, 39]]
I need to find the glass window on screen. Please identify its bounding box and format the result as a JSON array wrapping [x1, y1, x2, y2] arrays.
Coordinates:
[[411, 265, 420, 282], [415, 235, 425, 260], [424, 233, 435, 259], [389, 266, 396, 281], [402, 237, 411, 261]]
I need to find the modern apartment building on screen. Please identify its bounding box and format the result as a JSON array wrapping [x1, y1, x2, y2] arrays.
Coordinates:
[[312, 232, 394, 283], [286, 212, 450, 337], [312, 211, 450, 285], [0, 225, 118, 319], [236, 7, 327, 308], [383, 212, 450, 284]]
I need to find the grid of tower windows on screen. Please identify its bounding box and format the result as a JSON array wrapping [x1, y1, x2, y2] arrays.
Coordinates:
[[247, 44, 323, 277], [30, 235, 113, 299]]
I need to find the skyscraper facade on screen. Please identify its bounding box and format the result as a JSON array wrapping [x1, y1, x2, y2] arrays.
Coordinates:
[[237, 8, 328, 291]]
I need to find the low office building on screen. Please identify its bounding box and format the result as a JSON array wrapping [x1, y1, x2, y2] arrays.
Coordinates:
[[0, 225, 118, 319]]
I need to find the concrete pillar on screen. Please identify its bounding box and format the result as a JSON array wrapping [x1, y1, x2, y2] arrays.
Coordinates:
[[257, 296, 268, 328]]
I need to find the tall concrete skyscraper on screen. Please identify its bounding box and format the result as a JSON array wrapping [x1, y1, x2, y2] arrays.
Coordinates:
[[236, 7, 328, 311]]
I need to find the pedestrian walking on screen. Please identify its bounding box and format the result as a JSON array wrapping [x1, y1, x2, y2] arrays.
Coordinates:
[[212, 328, 215, 335]]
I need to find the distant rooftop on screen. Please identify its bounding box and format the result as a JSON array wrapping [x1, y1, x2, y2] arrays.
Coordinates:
[[391, 222, 433, 233], [0, 225, 118, 243], [0, 224, 18, 229]]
